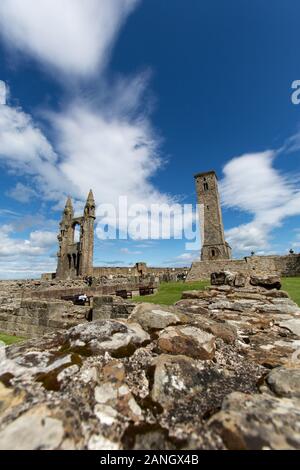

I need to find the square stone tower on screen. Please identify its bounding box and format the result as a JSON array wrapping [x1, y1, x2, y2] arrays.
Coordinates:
[[195, 171, 231, 261]]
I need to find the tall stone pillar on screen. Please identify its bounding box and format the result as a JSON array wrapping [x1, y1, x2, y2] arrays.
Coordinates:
[[79, 190, 96, 277], [195, 171, 231, 261], [56, 197, 74, 279]]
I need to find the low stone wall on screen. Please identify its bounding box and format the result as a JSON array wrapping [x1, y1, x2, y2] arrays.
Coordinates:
[[2, 280, 300, 449], [187, 254, 300, 281], [0, 284, 136, 338], [92, 266, 188, 276], [92, 296, 135, 321], [42, 266, 189, 282], [0, 299, 89, 338], [27, 282, 156, 301]]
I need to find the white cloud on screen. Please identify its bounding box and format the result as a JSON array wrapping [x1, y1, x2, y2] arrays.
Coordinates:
[[29, 231, 57, 248], [0, 80, 71, 200], [162, 252, 199, 267], [50, 94, 166, 209], [0, 78, 192, 246], [0, 0, 139, 77], [0, 81, 7, 105], [6, 183, 38, 203], [220, 151, 293, 213], [177, 253, 198, 261], [291, 230, 300, 250], [0, 257, 56, 280], [220, 151, 300, 254], [0, 225, 57, 258], [0, 209, 19, 217], [120, 248, 142, 255], [0, 74, 170, 209], [280, 126, 300, 154]]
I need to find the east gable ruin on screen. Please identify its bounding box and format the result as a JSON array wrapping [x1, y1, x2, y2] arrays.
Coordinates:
[[46, 173, 300, 283]]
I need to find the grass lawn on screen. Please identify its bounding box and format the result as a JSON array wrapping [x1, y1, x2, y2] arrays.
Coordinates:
[[133, 280, 210, 305], [281, 277, 300, 306], [133, 277, 300, 307], [0, 333, 25, 346]]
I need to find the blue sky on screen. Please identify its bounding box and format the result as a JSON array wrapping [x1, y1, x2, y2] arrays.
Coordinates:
[[0, 0, 300, 279]]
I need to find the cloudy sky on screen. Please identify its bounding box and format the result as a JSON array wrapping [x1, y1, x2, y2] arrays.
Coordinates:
[[0, 0, 300, 279]]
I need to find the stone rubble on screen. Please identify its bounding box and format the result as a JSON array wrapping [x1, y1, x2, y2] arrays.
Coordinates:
[[0, 273, 300, 450]]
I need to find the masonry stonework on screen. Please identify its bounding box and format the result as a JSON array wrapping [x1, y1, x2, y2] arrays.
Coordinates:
[[187, 170, 300, 280], [187, 254, 300, 281], [195, 171, 231, 261], [56, 191, 95, 280]]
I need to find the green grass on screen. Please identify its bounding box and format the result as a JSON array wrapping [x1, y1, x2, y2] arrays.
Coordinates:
[[0, 333, 25, 346], [133, 280, 210, 305], [282, 277, 300, 306], [133, 277, 300, 307]]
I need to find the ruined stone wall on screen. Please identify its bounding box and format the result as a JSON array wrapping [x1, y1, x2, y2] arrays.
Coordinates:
[[0, 299, 89, 338], [0, 280, 137, 338], [28, 282, 149, 301], [93, 266, 189, 278], [92, 296, 135, 321], [42, 266, 188, 280], [0, 295, 135, 338], [187, 254, 300, 281], [0, 280, 89, 338]]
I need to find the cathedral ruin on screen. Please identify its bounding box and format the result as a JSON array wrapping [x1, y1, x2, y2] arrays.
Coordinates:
[[53, 191, 186, 281], [49, 171, 300, 283], [56, 191, 96, 279]]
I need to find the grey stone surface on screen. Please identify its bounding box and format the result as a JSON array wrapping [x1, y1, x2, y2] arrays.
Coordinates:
[[65, 320, 150, 356], [279, 319, 300, 337], [0, 279, 300, 450], [266, 367, 300, 398], [157, 325, 216, 359], [129, 303, 189, 331], [0, 410, 64, 450], [209, 392, 300, 450]]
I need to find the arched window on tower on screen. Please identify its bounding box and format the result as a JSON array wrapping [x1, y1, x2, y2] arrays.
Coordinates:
[[74, 225, 80, 243], [203, 178, 209, 191]]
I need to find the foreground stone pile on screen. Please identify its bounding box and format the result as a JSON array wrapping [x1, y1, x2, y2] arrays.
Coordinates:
[[0, 275, 300, 450]]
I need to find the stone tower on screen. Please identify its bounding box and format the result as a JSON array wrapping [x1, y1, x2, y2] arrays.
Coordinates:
[[56, 191, 96, 279], [195, 171, 231, 261], [80, 190, 96, 277]]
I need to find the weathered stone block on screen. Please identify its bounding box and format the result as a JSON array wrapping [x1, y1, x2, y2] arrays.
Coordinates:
[[93, 308, 112, 321], [250, 275, 281, 290], [211, 272, 227, 286], [93, 296, 115, 308], [234, 273, 246, 287]]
